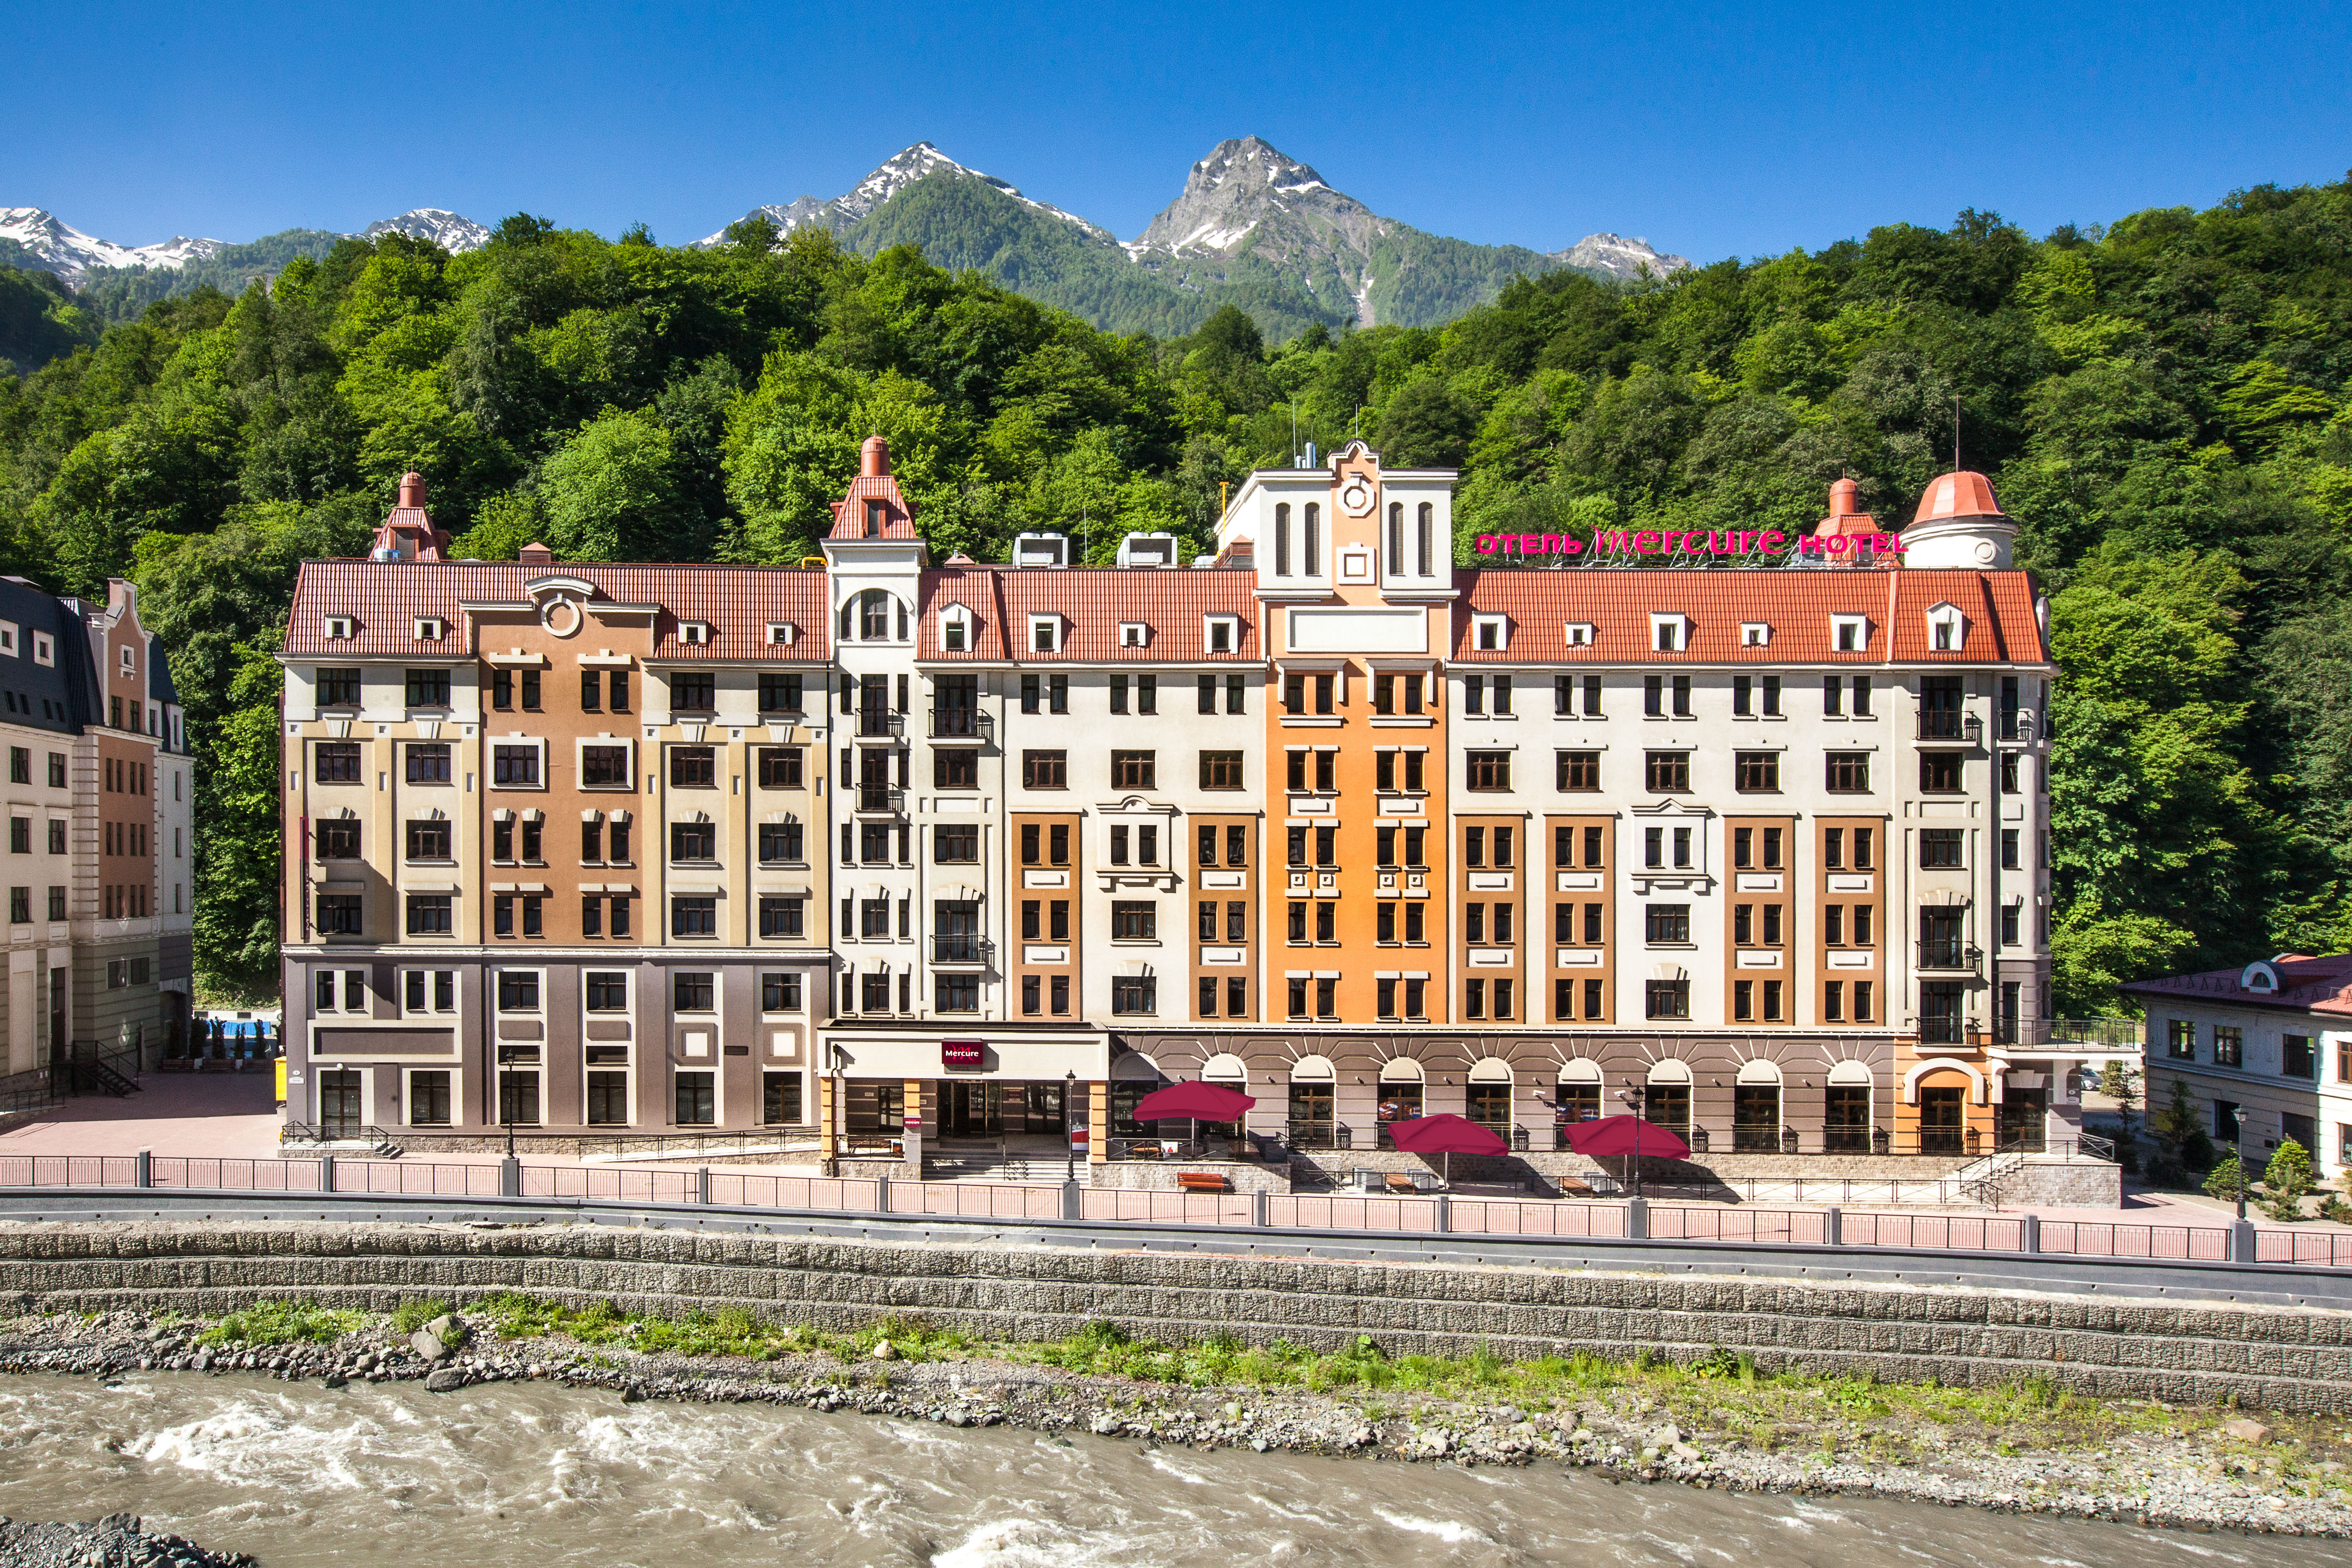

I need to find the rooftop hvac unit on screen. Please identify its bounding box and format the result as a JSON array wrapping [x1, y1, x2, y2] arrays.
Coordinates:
[[1011, 532, 1068, 567], [1116, 532, 1180, 568]]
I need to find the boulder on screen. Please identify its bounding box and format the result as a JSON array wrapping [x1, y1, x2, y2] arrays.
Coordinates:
[[2223, 1418, 2274, 1445]]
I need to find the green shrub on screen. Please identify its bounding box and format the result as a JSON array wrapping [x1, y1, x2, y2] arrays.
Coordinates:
[[201, 1300, 367, 1346]]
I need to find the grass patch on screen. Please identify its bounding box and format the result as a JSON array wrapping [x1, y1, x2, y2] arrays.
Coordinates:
[[200, 1301, 368, 1347]]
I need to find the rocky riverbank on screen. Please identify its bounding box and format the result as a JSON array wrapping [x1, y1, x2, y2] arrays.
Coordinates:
[[4, 1305, 2349, 1542], [0, 1513, 256, 1568]]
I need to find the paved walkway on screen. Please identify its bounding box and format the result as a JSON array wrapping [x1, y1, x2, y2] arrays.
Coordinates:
[[3, 1073, 2344, 1237]]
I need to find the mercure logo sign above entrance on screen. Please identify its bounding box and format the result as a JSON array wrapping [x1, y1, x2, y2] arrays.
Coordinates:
[[1473, 529, 1907, 559]]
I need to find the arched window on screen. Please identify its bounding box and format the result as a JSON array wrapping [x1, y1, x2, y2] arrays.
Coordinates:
[[859, 590, 890, 641], [1466, 1056, 1513, 1133], [1826, 1060, 1873, 1152], [1287, 1054, 1337, 1148], [1304, 503, 1321, 576], [1376, 1056, 1424, 1133], [1644, 1058, 1692, 1134], [1734, 1058, 1783, 1151], [1555, 1058, 1603, 1123], [1274, 503, 1291, 577], [1416, 502, 1433, 576], [1388, 502, 1404, 570]]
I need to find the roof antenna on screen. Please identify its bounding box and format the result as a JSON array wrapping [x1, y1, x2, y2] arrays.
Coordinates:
[[1954, 394, 1962, 472]]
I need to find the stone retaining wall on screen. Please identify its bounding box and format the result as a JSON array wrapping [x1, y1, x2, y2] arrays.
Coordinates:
[[0, 1220, 2347, 1412]]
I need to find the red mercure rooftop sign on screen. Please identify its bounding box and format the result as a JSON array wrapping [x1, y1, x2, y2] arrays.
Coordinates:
[[941, 1040, 983, 1068], [1474, 528, 1905, 560]]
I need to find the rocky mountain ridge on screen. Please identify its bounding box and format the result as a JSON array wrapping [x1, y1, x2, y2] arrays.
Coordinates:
[[0, 205, 491, 286]]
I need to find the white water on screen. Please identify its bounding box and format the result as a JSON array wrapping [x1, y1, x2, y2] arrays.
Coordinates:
[[0, 1373, 2327, 1567]]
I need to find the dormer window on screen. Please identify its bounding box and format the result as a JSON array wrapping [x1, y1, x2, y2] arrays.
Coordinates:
[[1832, 614, 1870, 652], [1029, 615, 1062, 653], [1203, 615, 1237, 654], [0, 622, 15, 657], [1562, 623, 1594, 647], [32, 632, 54, 667], [864, 500, 885, 538], [679, 621, 711, 646], [413, 618, 444, 642], [1926, 603, 1966, 652], [119, 645, 136, 674], [323, 616, 355, 641], [1472, 613, 1508, 651], [939, 605, 973, 652], [1120, 622, 1150, 648], [1650, 613, 1690, 653], [767, 622, 796, 646], [1741, 623, 1771, 647]]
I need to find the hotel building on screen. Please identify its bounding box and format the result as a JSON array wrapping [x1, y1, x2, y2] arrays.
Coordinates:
[[0, 574, 194, 1086], [278, 444, 2080, 1170]]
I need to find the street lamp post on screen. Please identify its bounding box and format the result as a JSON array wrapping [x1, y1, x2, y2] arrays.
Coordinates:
[[2232, 1104, 2248, 1222], [1064, 1069, 1077, 1184]]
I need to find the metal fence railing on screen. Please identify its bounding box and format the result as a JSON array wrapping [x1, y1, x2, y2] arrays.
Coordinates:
[[1, 1152, 2347, 1270]]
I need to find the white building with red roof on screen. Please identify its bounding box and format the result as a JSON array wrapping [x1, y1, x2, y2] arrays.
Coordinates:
[[2130, 955, 2352, 1179]]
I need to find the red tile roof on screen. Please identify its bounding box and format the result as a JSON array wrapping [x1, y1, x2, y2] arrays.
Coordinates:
[[284, 561, 833, 662], [1450, 568, 2046, 665], [918, 567, 1261, 663], [2124, 954, 2352, 1017], [825, 473, 921, 542]]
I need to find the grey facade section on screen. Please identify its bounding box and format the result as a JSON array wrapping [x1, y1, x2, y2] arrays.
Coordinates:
[[0, 1221, 2347, 1411]]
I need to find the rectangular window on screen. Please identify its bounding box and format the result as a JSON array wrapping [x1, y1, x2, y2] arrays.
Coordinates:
[[759, 897, 805, 939], [1112, 900, 1156, 939], [669, 747, 716, 788], [757, 747, 804, 789], [670, 673, 715, 711], [2001, 827, 2021, 869], [1645, 904, 1690, 943], [1645, 979, 1690, 1019], [1466, 752, 1510, 791], [757, 673, 804, 714], [1023, 750, 1067, 789], [1109, 673, 1128, 714], [404, 668, 450, 707], [1111, 750, 1156, 789], [1556, 751, 1599, 791], [758, 821, 805, 863], [1825, 753, 1869, 792], [1200, 751, 1243, 790], [405, 743, 450, 784], [316, 742, 362, 782], [1920, 752, 1963, 793], [1920, 829, 1963, 868], [316, 893, 362, 934], [933, 823, 978, 863], [673, 1072, 716, 1127], [1112, 975, 1156, 1015], [2213, 1025, 2243, 1068], [763, 1073, 803, 1126], [2166, 1018, 2195, 1059], [1645, 752, 1689, 792], [488, 746, 540, 786], [670, 821, 716, 861], [672, 896, 718, 938], [405, 894, 451, 935], [579, 745, 631, 788]]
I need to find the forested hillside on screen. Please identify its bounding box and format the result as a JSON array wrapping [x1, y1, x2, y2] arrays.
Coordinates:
[[0, 183, 2347, 1007]]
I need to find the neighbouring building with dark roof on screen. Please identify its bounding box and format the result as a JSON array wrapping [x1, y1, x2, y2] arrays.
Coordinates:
[[2130, 955, 2352, 1180], [0, 574, 194, 1090], [276, 445, 2099, 1192]]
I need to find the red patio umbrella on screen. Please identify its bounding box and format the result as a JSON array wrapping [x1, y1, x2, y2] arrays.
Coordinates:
[[1130, 1081, 1257, 1122], [1562, 1113, 1691, 1163], [1386, 1113, 1509, 1186]]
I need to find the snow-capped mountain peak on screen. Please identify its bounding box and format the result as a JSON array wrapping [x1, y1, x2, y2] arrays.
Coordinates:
[[1549, 231, 1692, 283], [1134, 136, 1381, 260], [696, 143, 1113, 248], [0, 208, 223, 282], [362, 209, 492, 252]]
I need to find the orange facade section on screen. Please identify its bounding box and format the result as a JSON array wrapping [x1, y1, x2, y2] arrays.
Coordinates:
[[1188, 811, 1260, 1024], [1543, 813, 1614, 1025], [1723, 813, 1796, 1029], [1012, 812, 1081, 1021]]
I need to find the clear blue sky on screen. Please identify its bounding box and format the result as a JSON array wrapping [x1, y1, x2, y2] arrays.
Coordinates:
[[14, 0, 2350, 263]]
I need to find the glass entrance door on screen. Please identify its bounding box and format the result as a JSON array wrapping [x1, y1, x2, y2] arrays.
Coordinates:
[[1998, 1086, 2048, 1151], [1919, 1085, 1966, 1153], [319, 1069, 363, 1138], [943, 1081, 1002, 1137]]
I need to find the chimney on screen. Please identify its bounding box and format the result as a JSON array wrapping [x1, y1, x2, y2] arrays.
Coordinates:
[[519, 541, 554, 566], [398, 471, 427, 510], [860, 436, 891, 478], [1828, 477, 1859, 516]]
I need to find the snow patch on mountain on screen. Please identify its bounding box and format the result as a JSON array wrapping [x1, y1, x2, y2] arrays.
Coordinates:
[[697, 143, 1113, 247], [0, 208, 224, 282], [363, 209, 492, 252], [1551, 231, 1691, 282]]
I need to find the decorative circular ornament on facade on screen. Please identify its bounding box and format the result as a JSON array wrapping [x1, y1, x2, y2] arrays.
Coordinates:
[[541, 597, 582, 637], [1338, 479, 1375, 517]]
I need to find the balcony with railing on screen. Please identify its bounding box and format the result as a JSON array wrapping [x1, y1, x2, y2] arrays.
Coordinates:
[[928, 707, 993, 742], [855, 784, 905, 814], [1917, 1016, 1972, 1046], [1915, 940, 1983, 972], [929, 934, 996, 967], [1916, 710, 1983, 745], [856, 708, 904, 740]]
